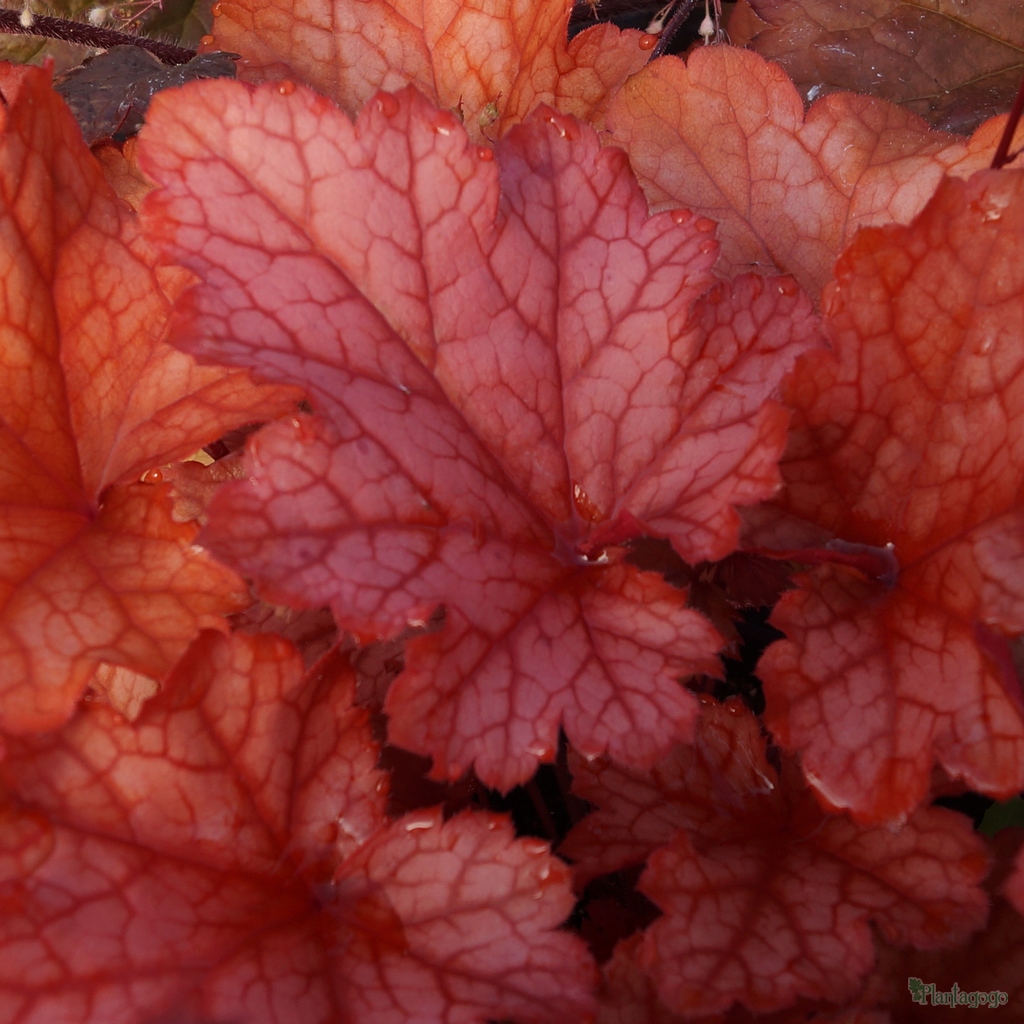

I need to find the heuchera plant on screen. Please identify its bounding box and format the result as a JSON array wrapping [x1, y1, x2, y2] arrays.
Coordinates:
[[1, 1, 1023, 1021]]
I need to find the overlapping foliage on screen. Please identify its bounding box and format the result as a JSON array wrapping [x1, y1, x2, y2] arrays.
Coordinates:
[[1, 0, 1023, 1021]]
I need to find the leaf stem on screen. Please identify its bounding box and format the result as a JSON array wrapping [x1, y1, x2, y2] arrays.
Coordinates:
[[991, 67, 1024, 170], [0, 8, 196, 64], [649, 0, 698, 59]]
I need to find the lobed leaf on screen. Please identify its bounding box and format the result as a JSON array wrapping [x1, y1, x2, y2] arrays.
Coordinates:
[[0, 632, 593, 1024], [561, 694, 776, 886], [138, 80, 817, 788], [604, 45, 1023, 296], [206, 0, 650, 142], [334, 808, 597, 1024], [759, 170, 1024, 824], [567, 699, 990, 1017], [0, 65, 298, 732]]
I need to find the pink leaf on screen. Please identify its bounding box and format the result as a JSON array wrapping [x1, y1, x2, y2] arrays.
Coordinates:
[[137, 81, 818, 787], [0, 632, 593, 1023], [334, 808, 596, 1024]]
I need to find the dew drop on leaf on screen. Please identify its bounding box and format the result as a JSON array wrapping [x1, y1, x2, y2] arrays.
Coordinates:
[[403, 813, 436, 832], [376, 93, 400, 118], [521, 838, 549, 856]]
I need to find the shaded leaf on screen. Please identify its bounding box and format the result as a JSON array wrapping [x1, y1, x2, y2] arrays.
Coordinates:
[[746, 0, 1024, 134], [604, 45, 1024, 295], [141, 0, 216, 47], [566, 699, 989, 1017], [561, 694, 775, 886], [138, 79, 819, 788], [55, 45, 237, 145], [758, 170, 1024, 824], [1007, 842, 1024, 921], [859, 831, 1024, 1020], [0, 65, 302, 732], [0, 632, 594, 1024], [205, 0, 651, 141]]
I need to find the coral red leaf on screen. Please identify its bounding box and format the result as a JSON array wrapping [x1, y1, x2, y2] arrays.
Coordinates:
[[604, 46, 1021, 296], [137, 81, 810, 786], [564, 700, 988, 1015], [207, 0, 650, 142], [0, 632, 377, 1021], [568, 701, 989, 1017], [0, 633, 591, 1023], [390, 561, 724, 788], [0, 66, 298, 731], [333, 808, 596, 1024], [561, 695, 776, 886], [759, 170, 1024, 824]]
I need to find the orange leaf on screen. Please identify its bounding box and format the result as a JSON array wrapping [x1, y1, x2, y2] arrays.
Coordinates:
[[759, 170, 1024, 824], [604, 45, 1023, 295], [0, 65, 299, 731], [207, 0, 650, 141]]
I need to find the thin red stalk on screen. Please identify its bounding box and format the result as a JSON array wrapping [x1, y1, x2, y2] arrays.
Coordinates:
[[526, 776, 560, 842], [991, 67, 1024, 169], [649, 0, 698, 59], [0, 9, 195, 64]]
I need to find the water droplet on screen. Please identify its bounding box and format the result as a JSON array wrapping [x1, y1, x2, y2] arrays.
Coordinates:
[[277, 80, 295, 96], [477, 146, 494, 162], [671, 208, 691, 225], [403, 813, 436, 832], [639, 32, 658, 50], [699, 239, 717, 255], [199, 34, 214, 46], [695, 217, 716, 233], [521, 838, 549, 856], [431, 111, 459, 136], [211, 1, 222, 14], [376, 93, 399, 118], [777, 277, 799, 297], [141, 468, 163, 483], [572, 482, 602, 523]]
